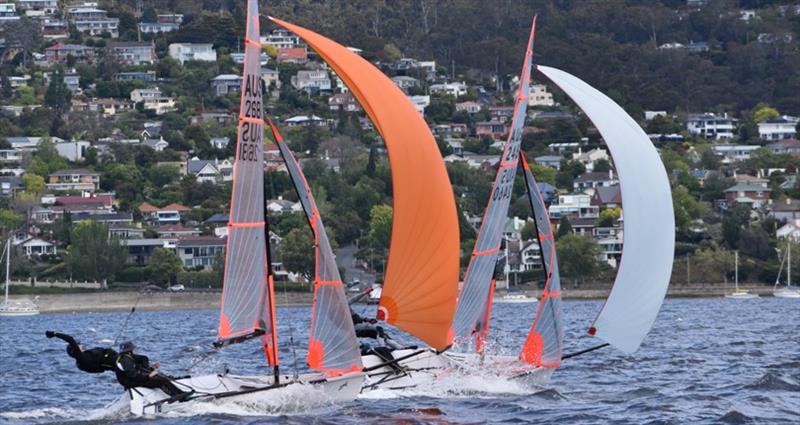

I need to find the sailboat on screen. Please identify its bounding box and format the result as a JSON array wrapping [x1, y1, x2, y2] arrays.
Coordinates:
[[450, 20, 675, 384], [127, 2, 363, 415], [773, 241, 800, 298], [268, 18, 461, 391], [0, 238, 40, 317], [725, 251, 759, 299], [446, 17, 562, 385]]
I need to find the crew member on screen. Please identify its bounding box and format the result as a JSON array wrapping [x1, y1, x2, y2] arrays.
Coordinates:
[[114, 341, 193, 401], [46, 331, 117, 373]]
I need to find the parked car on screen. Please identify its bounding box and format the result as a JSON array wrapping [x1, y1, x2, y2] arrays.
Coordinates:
[[168, 284, 185, 292]]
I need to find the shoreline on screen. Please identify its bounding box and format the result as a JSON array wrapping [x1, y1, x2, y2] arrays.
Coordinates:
[[5, 284, 785, 314]]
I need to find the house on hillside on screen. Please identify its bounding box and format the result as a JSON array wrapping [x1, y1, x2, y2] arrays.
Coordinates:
[[767, 139, 800, 155], [267, 198, 303, 215], [13, 237, 56, 257], [571, 148, 609, 172], [186, 157, 233, 183], [276, 47, 308, 64], [548, 193, 598, 220], [45, 43, 95, 64], [121, 239, 174, 266], [769, 199, 800, 221], [168, 43, 216, 64], [291, 70, 331, 93], [758, 116, 798, 141], [430, 81, 467, 97], [107, 41, 155, 65], [591, 185, 622, 209], [712, 144, 760, 164], [528, 84, 554, 107], [47, 169, 99, 192], [210, 74, 242, 96], [391, 76, 419, 91], [455, 101, 482, 114], [724, 182, 771, 208], [534, 155, 563, 170], [687, 113, 737, 140], [138, 202, 190, 225], [475, 121, 509, 139], [328, 92, 360, 112], [176, 236, 226, 269], [156, 224, 201, 238], [573, 171, 618, 193]]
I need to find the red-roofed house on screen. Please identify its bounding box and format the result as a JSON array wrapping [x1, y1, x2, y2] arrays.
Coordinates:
[[139, 202, 191, 225], [276, 47, 308, 64], [53, 195, 113, 214]]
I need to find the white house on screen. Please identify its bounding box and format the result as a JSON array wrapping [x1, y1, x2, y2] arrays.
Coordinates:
[[429, 81, 467, 97], [777, 219, 800, 241], [548, 193, 598, 219], [291, 70, 331, 92], [391, 76, 419, 90], [267, 198, 303, 214], [186, 157, 233, 183], [130, 87, 161, 103], [455, 101, 482, 114], [687, 113, 737, 140], [260, 29, 300, 49], [55, 140, 90, 162], [168, 43, 216, 64], [407, 95, 430, 115], [14, 237, 57, 257], [528, 84, 554, 107], [711, 144, 760, 163], [758, 116, 798, 141], [571, 148, 609, 172]]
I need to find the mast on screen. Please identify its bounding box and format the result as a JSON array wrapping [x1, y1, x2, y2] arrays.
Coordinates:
[[789, 242, 792, 288], [4, 239, 9, 304], [735, 251, 739, 291]]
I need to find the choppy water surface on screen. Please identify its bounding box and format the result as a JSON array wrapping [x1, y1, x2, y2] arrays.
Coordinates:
[[1, 298, 798, 424]]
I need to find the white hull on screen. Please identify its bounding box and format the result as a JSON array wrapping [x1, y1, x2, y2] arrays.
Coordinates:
[[773, 287, 800, 298], [128, 371, 364, 416], [494, 296, 538, 304], [725, 291, 759, 299], [360, 348, 552, 392], [0, 302, 39, 316]]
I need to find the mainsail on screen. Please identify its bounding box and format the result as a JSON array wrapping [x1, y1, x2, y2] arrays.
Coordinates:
[[217, 0, 278, 365], [519, 153, 563, 367], [452, 17, 537, 345], [267, 121, 362, 376], [537, 65, 675, 354], [269, 17, 460, 351]]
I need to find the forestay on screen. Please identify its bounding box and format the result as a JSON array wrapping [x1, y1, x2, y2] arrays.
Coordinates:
[[452, 17, 537, 346], [519, 153, 563, 367], [217, 0, 278, 365], [269, 17, 459, 351], [537, 65, 674, 354], [267, 121, 362, 376]]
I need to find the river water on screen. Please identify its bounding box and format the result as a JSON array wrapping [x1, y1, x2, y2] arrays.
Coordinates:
[[1, 298, 798, 424]]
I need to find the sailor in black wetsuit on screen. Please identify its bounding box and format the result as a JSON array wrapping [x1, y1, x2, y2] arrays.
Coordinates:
[[351, 311, 403, 364], [46, 331, 117, 373], [114, 341, 192, 401]]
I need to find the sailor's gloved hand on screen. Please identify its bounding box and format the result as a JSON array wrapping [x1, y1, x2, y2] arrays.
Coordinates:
[[45, 331, 55, 338], [367, 318, 377, 324]]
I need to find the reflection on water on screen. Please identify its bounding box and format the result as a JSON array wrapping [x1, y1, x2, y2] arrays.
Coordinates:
[[0, 298, 798, 424]]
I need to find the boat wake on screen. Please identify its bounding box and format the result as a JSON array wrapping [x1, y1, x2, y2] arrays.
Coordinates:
[[0, 394, 129, 423]]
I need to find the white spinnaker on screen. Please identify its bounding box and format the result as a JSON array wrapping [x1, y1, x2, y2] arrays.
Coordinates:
[[537, 65, 674, 354]]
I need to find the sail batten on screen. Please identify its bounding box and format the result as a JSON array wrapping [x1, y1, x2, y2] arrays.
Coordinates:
[[269, 17, 459, 351], [452, 17, 537, 347], [537, 65, 674, 354], [217, 0, 277, 365], [267, 121, 362, 376]]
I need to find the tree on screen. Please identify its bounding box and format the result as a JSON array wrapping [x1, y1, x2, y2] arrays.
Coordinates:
[[29, 139, 67, 177], [752, 104, 779, 123], [557, 234, 602, 286], [673, 186, 707, 235], [0, 73, 12, 100], [278, 227, 315, 282], [556, 216, 572, 239], [147, 248, 184, 285], [21, 173, 45, 195], [593, 159, 612, 173], [528, 163, 556, 186], [721, 204, 751, 249], [0, 209, 22, 234], [67, 221, 127, 282], [44, 67, 72, 112], [595, 207, 621, 227], [367, 204, 393, 249]]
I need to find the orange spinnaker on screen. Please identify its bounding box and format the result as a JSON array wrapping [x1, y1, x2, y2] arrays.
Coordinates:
[[269, 17, 459, 351]]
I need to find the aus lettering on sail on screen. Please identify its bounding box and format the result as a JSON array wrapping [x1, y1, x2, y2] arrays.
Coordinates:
[[239, 74, 263, 162]]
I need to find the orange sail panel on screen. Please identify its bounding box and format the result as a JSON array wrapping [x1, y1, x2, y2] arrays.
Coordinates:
[[217, 0, 277, 366], [267, 121, 362, 376], [269, 17, 459, 351], [518, 153, 563, 367], [451, 16, 537, 347]]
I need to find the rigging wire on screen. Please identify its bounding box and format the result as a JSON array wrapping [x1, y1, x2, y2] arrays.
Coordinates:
[[113, 287, 145, 347]]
